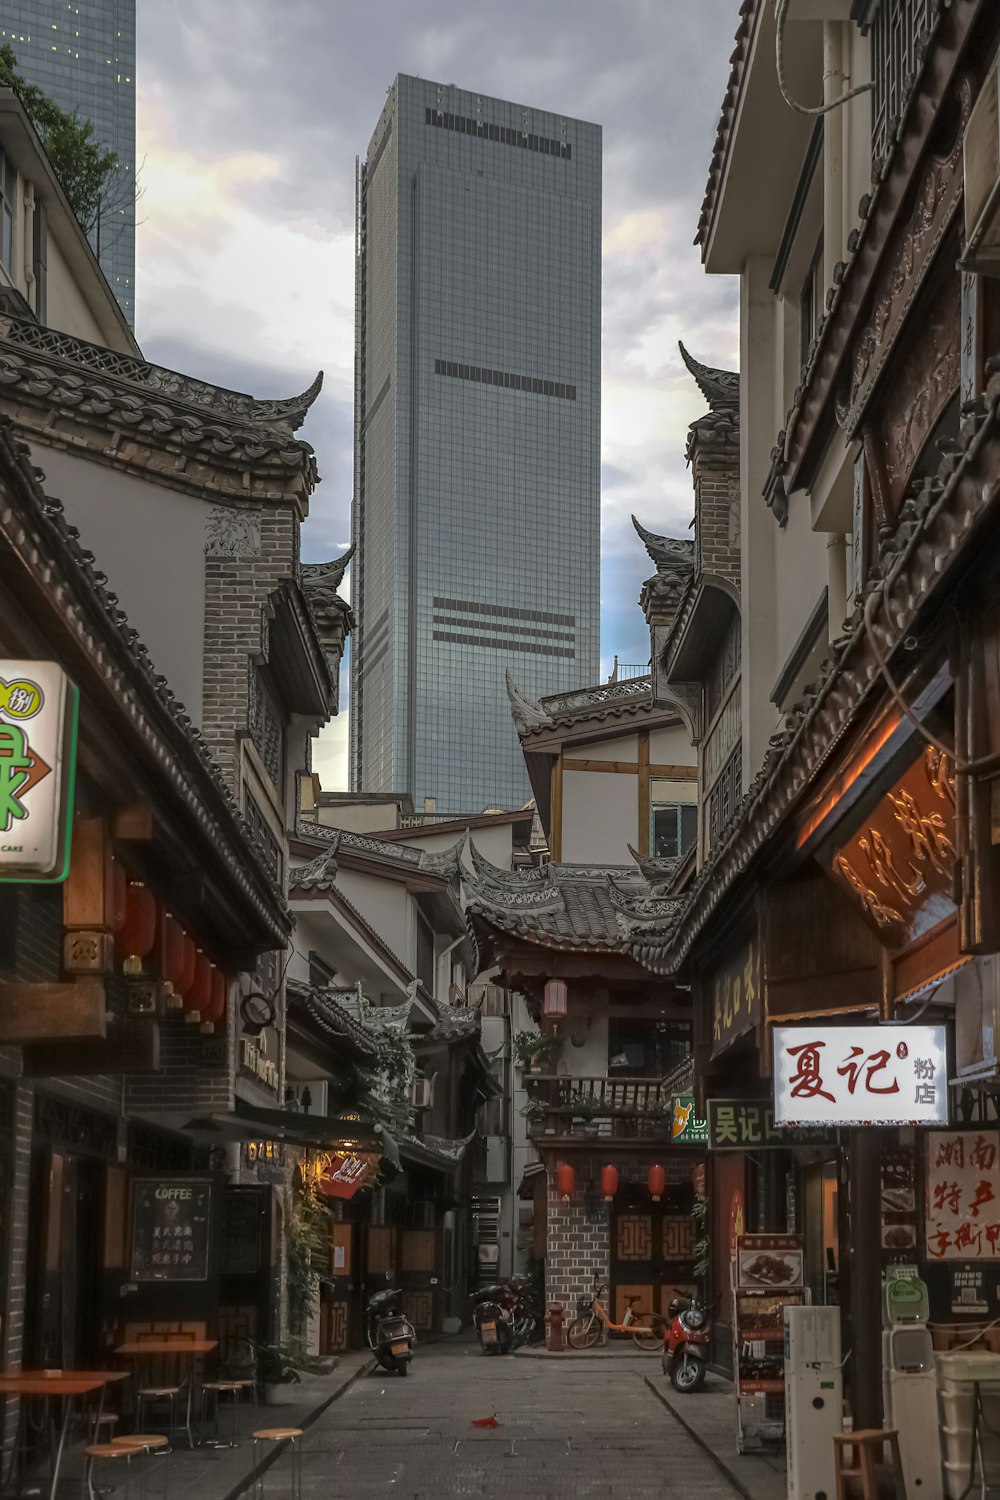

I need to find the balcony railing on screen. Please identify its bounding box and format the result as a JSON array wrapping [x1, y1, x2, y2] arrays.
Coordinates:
[[522, 1072, 689, 1142]]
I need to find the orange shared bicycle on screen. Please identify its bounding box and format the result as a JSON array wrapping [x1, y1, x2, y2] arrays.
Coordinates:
[[566, 1282, 665, 1351]]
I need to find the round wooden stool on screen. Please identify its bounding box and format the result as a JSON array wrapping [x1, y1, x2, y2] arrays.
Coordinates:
[[85, 1441, 137, 1500], [199, 1378, 254, 1447], [111, 1434, 170, 1500], [251, 1426, 303, 1499]]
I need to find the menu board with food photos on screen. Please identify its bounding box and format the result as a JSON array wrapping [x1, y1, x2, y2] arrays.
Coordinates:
[[881, 1147, 918, 1256], [733, 1235, 805, 1452]]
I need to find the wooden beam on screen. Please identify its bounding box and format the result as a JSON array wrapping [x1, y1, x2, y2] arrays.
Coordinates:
[[0, 979, 107, 1044], [549, 758, 563, 861], [111, 803, 154, 842], [649, 764, 697, 779], [64, 815, 113, 930], [562, 758, 639, 774], [637, 731, 650, 858], [22, 1020, 159, 1077]]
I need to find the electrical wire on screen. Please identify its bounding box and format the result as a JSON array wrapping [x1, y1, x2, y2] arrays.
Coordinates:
[[862, 583, 1000, 777], [775, 0, 874, 118]]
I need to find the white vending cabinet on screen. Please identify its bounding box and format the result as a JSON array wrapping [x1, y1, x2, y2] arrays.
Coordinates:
[[882, 1276, 942, 1499], [784, 1305, 843, 1500]]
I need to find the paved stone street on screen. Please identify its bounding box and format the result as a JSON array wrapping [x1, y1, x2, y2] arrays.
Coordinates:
[[287, 1339, 742, 1499]]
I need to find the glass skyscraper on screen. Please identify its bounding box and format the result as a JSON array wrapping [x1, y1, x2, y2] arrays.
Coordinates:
[[0, 0, 135, 326], [351, 75, 601, 814]]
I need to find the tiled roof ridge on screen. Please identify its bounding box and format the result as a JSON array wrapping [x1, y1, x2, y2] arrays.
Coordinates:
[[0, 415, 287, 936], [624, 383, 1000, 974], [695, 0, 758, 250]]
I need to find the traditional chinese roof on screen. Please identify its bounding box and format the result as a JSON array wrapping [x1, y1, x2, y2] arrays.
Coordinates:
[[285, 977, 378, 1060], [422, 1007, 482, 1044], [0, 313, 321, 502], [505, 670, 662, 742], [399, 1130, 477, 1173], [0, 415, 288, 946], [695, 0, 758, 251], [622, 378, 1000, 975], [632, 516, 696, 571], [678, 343, 739, 411], [293, 818, 465, 883], [301, 548, 354, 648], [465, 858, 677, 953]]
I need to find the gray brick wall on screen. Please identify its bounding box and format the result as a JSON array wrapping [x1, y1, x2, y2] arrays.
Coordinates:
[[544, 1156, 610, 1315], [693, 451, 740, 590]]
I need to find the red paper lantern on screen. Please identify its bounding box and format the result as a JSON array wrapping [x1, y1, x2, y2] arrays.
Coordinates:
[[648, 1164, 666, 1202], [161, 913, 186, 1008], [178, 932, 197, 998], [543, 979, 568, 1019], [185, 949, 211, 1022], [110, 860, 128, 933], [556, 1162, 575, 1201], [601, 1165, 618, 1202], [200, 966, 227, 1031], [119, 881, 156, 975]]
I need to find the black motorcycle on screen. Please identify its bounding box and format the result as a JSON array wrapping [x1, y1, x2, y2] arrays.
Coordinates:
[[366, 1288, 416, 1375], [472, 1283, 512, 1354]]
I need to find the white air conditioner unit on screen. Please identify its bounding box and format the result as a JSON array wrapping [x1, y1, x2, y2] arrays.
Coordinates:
[[964, 52, 1000, 272], [955, 955, 1000, 1081], [410, 1076, 433, 1111]]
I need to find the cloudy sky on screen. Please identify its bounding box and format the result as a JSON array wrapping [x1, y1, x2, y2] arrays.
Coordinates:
[[135, 0, 740, 789]]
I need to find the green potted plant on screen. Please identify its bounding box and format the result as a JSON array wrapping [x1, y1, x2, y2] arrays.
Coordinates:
[[571, 1095, 603, 1138], [251, 1340, 337, 1407], [520, 1097, 548, 1131], [512, 1030, 547, 1074]]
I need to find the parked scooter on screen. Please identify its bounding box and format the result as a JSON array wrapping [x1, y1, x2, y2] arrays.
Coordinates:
[[507, 1277, 541, 1348], [472, 1283, 513, 1354], [366, 1288, 416, 1375], [661, 1289, 712, 1392]]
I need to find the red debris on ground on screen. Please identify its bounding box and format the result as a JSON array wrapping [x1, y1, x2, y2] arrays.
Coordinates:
[[470, 1416, 500, 1428]]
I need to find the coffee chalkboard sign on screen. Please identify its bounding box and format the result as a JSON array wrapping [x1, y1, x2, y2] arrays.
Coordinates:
[[131, 1178, 213, 1282]]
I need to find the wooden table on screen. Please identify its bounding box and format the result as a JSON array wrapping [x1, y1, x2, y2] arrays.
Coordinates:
[[0, 1373, 108, 1500], [114, 1341, 218, 1449]]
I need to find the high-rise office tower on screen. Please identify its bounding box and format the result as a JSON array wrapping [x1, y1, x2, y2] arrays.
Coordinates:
[[351, 75, 601, 814], [0, 1, 135, 326]]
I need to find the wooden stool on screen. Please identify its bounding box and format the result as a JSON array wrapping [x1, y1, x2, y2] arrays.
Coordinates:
[[136, 1384, 183, 1451], [85, 1442, 137, 1500], [112, 1433, 170, 1499], [251, 1427, 303, 1499], [834, 1430, 906, 1500]]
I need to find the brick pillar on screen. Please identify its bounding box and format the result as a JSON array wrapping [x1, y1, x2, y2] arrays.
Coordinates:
[[544, 1158, 610, 1315]]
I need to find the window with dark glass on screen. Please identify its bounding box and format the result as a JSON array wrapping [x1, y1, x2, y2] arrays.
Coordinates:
[[649, 778, 697, 860], [0, 150, 15, 274], [608, 1019, 692, 1078]]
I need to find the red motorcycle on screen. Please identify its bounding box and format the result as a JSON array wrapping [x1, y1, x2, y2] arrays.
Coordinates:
[[661, 1289, 712, 1392]]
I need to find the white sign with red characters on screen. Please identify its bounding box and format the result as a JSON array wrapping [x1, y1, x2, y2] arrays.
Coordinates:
[[926, 1131, 1000, 1261], [772, 1025, 948, 1127]]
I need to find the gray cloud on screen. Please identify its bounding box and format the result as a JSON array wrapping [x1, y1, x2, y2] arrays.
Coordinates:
[[137, 0, 741, 702]]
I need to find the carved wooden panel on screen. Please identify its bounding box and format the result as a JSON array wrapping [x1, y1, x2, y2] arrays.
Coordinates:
[[873, 268, 960, 517], [323, 1299, 349, 1353], [616, 1215, 652, 1262], [831, 745, 957, 948], [662, 1216, 696, 1261], [331, 1223, 352, 1279], [401, 1291, 433, 1332]]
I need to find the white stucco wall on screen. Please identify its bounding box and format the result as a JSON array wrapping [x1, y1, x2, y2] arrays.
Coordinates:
[[649, 722, 697, 766], [774, 490, 828, 684], [571, 733, 639, 762], [31, 444, 207, 722], [44, 233, 111, 346], [561, 1013, 609, 1076], [562, 768, 637, 864], [334, 867, 413, 974]]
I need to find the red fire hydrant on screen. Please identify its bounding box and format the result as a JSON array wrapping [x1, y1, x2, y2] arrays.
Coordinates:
[[545, 1303, 565, 1352]]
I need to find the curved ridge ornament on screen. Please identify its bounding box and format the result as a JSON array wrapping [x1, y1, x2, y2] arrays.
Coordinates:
[[505, 670, 554, 734], [631, 515, 696, 571], [678, 341, 739, 409]]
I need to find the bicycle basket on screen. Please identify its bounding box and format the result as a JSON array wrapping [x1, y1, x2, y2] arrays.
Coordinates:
[[577, 1297, 592, 1313]]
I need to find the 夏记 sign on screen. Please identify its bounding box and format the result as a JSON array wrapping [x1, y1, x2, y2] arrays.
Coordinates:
[[0, 662, 78, 883]]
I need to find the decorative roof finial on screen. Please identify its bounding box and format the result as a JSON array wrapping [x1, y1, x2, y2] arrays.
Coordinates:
[[678, 342, 738, 410], [631, 515, 696, 571], [505, 671, 554, 735]]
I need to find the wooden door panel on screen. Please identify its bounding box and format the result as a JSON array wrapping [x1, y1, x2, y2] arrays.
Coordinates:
[[401, 1290, 433, 1332], [614, 1282, 654, 1323], [616, 1214, 653, 1261], [662, 1216, 695, 1261], [400, 1230, 435, 1273], [366, 1226, 395, 1276]]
